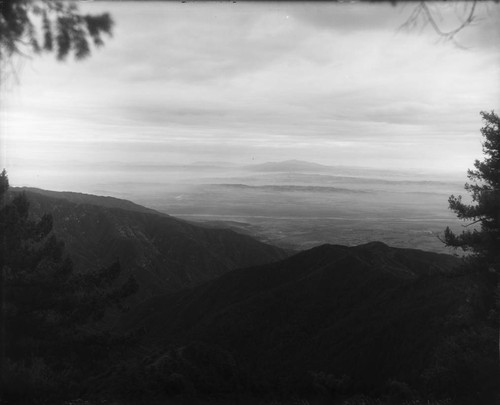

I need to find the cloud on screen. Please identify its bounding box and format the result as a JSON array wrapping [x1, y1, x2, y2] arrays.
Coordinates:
[[1, 1, 499, 191]]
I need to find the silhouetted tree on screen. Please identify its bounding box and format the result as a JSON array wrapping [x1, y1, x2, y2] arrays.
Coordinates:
[[0, 0, 113, 81], [444, 111, 500, 268], [443, 111, 500, 361], [0, 169, 138, 402]]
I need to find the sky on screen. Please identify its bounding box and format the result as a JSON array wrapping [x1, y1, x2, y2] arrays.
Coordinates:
[[1, 1, 499, 192]]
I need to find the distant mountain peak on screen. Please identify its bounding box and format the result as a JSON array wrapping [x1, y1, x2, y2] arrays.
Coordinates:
[[246, 160, 331, 172], [356, 241, 390, 250], [190, 161, 237, 167]]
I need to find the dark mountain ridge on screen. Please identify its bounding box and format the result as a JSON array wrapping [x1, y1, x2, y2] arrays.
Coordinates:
[[14, 187, 168, 216], [10, 187, 288, 299], [118, 242, 498, 402]]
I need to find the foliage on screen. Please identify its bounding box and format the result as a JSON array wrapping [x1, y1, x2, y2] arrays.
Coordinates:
[[0, 0, 113, 81], [441, 111, 500, 404], [0, 169, 138, 402], [444, 111, 500, 271], [95, 342, 241, 401]]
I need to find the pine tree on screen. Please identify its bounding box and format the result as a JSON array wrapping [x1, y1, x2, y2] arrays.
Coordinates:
[[0, 0, 113, 61], [443, 111, 500, 364], [444, 111, 500, 269], [1, 0, 114, 82], [0, 169, 138, 401]]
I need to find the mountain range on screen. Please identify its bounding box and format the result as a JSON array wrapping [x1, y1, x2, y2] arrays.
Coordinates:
[[116, 241, 497, 402], [8, 186, 498, 403]]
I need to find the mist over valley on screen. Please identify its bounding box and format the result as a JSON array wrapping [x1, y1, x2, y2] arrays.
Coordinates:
[[76, 160, 466, 253]]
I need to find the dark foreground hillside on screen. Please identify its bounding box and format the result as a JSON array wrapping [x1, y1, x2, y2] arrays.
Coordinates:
[[111, 242, 499, 404], [10, 188, 288, 299]]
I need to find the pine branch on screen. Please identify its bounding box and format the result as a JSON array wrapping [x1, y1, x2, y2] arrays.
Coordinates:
[[462, 218, 483, 228]]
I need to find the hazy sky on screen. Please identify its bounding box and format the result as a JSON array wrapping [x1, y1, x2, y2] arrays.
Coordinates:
[[1, 1, 499, 191]]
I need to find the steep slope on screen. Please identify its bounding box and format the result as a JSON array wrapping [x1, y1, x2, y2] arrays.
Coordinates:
[[16, 187, 167, 216], [11, 188, 288, 298], [120, 242, 498, 402]]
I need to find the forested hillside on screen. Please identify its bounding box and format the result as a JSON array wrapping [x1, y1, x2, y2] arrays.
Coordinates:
[[113, 242, 498, 404], [9, 188, 288, 299]]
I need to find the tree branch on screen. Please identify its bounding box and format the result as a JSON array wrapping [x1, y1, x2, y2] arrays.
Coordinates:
[[462, 218, 483, 228], [420, 0, 477, 41], [400, 1, 479, 48]]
